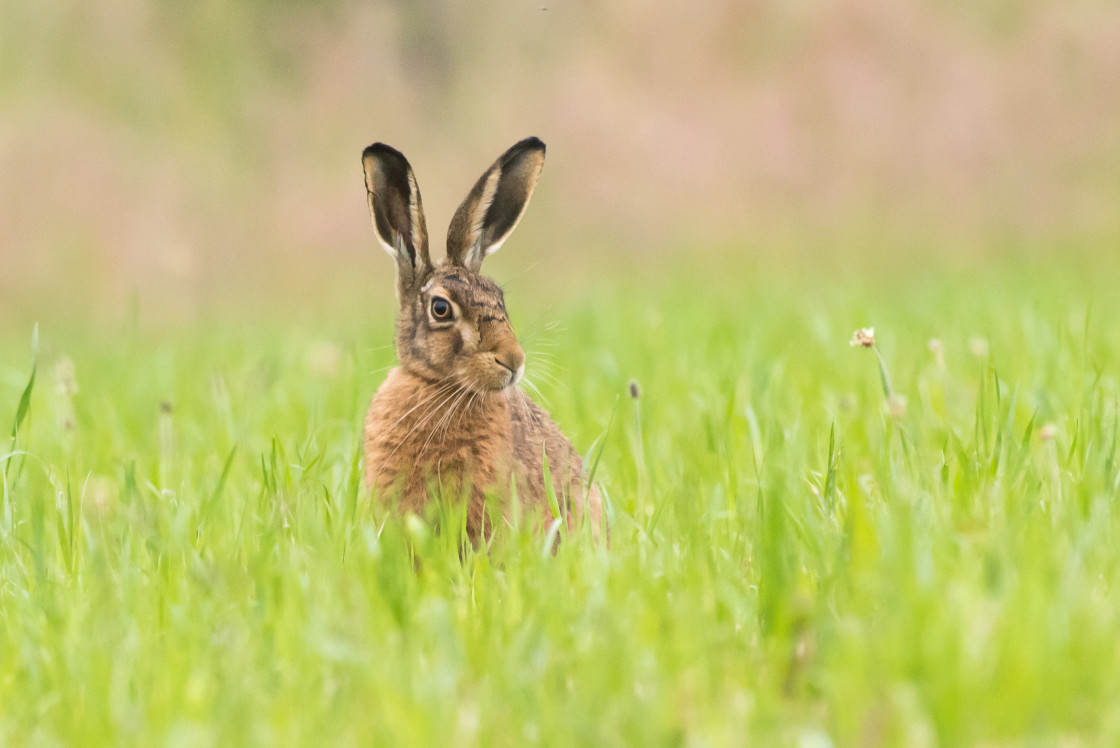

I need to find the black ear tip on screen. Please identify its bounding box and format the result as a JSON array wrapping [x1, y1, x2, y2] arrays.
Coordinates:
[[362, 142, 406, 163], [517, 136, 546, 154], [501, 137, 545, 169]]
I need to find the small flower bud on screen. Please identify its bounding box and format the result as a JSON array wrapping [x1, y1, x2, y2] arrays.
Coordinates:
[[628, 379, 641, 399], [849, 327, 875, 348]]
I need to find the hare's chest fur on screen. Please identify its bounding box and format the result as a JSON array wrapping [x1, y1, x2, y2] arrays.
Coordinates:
[[363, 368, 513, 514], [362, 366, 587, 524], [363, 368, 603, 541]]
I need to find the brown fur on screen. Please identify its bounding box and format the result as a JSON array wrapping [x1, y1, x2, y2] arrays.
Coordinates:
[[360, 139, 604, 542]]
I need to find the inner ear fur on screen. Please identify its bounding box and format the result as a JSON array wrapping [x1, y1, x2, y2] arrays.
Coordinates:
[[446, 137, 546, 273], [361, 143, 432, 296]]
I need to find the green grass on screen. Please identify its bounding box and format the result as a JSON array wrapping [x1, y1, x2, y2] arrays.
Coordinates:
[[3, 254, 1120, 746]]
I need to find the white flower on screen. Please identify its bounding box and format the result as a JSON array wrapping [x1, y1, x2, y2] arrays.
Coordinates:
[[849, 327, 875, 348]]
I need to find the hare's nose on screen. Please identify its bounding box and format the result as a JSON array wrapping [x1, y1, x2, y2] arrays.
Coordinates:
[[494, 345, 525, 380]]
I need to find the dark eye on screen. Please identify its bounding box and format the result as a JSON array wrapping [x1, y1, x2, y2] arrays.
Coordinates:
[[430, 297, 452, 320]]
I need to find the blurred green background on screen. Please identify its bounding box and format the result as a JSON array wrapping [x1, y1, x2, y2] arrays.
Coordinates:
[[3, 0, 1119, 327], [6, 5, 1120, 744]]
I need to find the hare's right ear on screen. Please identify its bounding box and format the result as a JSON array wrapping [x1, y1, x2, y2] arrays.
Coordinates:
[[446, 137, 546, 273], [361, 143, 432, 298]]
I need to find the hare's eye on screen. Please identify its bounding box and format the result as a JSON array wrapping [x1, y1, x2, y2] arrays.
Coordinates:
[[430, 297, 452, 320]]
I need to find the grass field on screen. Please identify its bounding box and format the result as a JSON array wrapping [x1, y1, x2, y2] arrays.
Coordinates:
[[3, 250, 1120, 746]]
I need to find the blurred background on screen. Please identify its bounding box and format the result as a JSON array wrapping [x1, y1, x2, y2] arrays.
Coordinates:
[[2, 0, 1119, 325]]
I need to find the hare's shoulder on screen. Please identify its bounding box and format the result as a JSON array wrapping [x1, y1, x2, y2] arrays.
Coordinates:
[[507, 389, 557, 437], [507, 390, 582, 475]]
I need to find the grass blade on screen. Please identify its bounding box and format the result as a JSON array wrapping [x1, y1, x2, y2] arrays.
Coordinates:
[[10, 324, 39, 443]]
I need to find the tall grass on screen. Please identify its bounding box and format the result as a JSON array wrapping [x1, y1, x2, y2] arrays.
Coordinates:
[[2, 254, 1120, 745]]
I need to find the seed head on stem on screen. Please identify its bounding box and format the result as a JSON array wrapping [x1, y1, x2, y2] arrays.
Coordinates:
[[850, 326, 904, 418], [849, 327, 875, 348]]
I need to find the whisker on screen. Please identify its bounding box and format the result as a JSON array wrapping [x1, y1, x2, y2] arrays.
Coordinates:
[[526, 359, 561, 377], [380, 381, 466, 463], [406, 384, 465, 438], [529, 367, 569, 392], [452, 390, 475, 436], [420, 385, 473, 457], [530, 364, 563, 380], [515, 313, 563, 343], [358, 341, 398, 353], [450, 388, 478, 435], [380, 380, 460, 433], [498, 260, 543, 290], [520, 376, 551, 408], [367, 363, 398, 377]]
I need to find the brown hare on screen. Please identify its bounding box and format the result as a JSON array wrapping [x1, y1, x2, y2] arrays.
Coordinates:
[[360, 137, 604, 542]]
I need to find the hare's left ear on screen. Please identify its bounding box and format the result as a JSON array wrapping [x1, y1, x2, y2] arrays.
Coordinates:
[[362, 143, 432, 299], [446, 137, 546, 273]]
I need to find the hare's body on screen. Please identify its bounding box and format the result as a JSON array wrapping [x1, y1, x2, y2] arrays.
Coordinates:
[[358, 138, 603, 541], [364, 367, 594, 537]]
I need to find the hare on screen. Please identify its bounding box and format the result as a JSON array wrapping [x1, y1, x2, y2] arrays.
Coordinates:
[[360, 137, 604, 542]]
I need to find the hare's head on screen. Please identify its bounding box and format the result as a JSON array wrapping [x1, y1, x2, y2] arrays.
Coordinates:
[[361, 138, 546, 393]]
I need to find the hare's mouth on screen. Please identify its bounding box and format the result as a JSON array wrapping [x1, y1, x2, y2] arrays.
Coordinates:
[[496, 359, 525, 389], [458, 353, 525, 393], [471, 367, 521, 394]]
